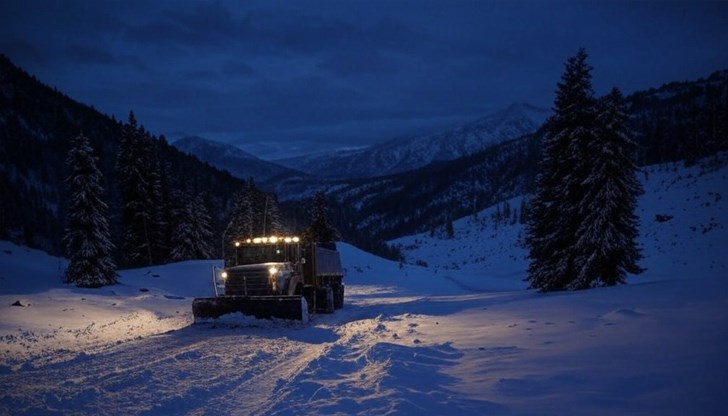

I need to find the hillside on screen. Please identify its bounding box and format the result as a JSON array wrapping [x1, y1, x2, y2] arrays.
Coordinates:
[[277, 102, 549, 179], [172, 136, 307, 182], [392, 154, 728, 285], [0, 55, 244, 255], [1, 156, 726, 415], [629, 69, 728, 166], [278, 69, 728, 249]]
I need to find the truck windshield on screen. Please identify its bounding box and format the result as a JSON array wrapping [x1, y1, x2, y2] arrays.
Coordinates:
[[239, 243, 298, 265]]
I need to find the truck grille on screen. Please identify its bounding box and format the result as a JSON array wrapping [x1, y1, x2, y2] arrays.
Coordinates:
[[225, 267, 272, 296]]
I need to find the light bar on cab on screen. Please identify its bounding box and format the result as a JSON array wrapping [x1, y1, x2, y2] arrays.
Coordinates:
[[236, 236, 301, 245]]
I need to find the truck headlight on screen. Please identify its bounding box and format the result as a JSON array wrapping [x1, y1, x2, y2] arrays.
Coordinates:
[[268, 266, 278, 275], [221, 271, 228, 279]]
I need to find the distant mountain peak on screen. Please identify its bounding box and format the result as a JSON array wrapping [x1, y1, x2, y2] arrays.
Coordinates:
[[276, 102, 551, 179], [173, 136, 259, 161], [171, 135, 305, 183], [500, 102, 551, 124]]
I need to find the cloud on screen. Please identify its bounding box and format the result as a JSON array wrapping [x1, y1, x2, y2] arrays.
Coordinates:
[[2, 0, 728, 149], [220, 59, 258, 77], [124, 2, 238, 49], [318, 48, 400, 77], [65, 44, 119, 66]]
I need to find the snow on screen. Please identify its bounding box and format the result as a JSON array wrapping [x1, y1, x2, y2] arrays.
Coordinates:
[[1, 158, 727, 415]]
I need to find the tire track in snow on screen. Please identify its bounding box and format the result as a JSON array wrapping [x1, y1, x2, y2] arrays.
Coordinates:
[[265, 312, 495, 415], [2, 293, 497, 416], [0, 326, 328, 416]]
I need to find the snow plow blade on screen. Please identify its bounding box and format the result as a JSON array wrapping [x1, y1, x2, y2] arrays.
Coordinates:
[[192, 295, 308, 322]]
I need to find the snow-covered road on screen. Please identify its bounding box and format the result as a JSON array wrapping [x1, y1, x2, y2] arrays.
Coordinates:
[[1, 286, 500, 415], [3, 271, 727, 416]]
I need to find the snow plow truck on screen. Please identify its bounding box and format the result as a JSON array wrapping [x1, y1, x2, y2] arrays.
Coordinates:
[[192, 236, 344, 322]]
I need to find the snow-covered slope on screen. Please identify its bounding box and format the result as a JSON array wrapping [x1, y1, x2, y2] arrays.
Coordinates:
[[172, 135, 305, 182], [278, 103, 549, 178], [1, 157, 726, 415], [392, 157, 728, 285]]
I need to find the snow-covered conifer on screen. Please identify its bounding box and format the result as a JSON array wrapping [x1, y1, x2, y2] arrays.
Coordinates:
[[223, 184, 255, 264], [445, 216, 455, 239], [262, 194, 285, 236], [526, 48, 599, 291], [306, 190, 338, 243], [570, 88, 644, 288], [527, 50, 644, 291], [149, 157, 173, 263], [63, 132, 117, 287], [116, 112, 164, 266], [170, 193, 213, 261]]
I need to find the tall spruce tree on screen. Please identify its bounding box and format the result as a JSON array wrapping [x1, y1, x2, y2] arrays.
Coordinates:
[[170, 192, 213, 261], [154, 139, 177, 256], [262, 194, 285, 235], [223, 184, 254, 264], [116, 112, 161, 267], [526, 48, 599, 291], [63, 133, 117, 287], [305, 190, 338, 243], [527, 49, 643, 291], [571, 88, 644, 288], [445, 216, 455, 239], [149, 157, 172, 263]]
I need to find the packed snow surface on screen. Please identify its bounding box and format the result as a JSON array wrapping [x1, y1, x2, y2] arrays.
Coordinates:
[[1, 159, 727, 415]]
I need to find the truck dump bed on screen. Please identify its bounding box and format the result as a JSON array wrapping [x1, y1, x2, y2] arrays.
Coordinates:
[[314, 245, 344, 277]]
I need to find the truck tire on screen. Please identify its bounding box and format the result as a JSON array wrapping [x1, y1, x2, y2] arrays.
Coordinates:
[[316, 286, 334, 313], [303, 286, 316, 313]]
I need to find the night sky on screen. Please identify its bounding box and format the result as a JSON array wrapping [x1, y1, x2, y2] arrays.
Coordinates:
[[2, 0, 727, 155]]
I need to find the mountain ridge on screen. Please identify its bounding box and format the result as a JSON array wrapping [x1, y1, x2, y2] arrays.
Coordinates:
[[274, 102, 550, 179], [172, 135, 307, 182]]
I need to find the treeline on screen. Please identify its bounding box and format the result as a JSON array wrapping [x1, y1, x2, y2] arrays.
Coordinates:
[[629, 69, 728, 166], [0, 55, 244, 262], [63, 115, 309, 286], [73, 111, 297, 269]]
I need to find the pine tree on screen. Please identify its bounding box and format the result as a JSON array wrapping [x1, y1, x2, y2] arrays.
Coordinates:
[[305, 190, 338, 243], [150, 136, 177, 263], [170, 192, 213, 261], [262, 194, 285, 235], [63, 132, 117, 287], [519, 197, 529, 224], [149, 156, 172, 263], [223, 184, 254, 264], [247, 178, 266, 237], [445, 216, 455, 239], [571, 88, 644, 288], [116, 112, 162, 267], [527, 50, 644, 291], [526, 48, 599, 291]]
